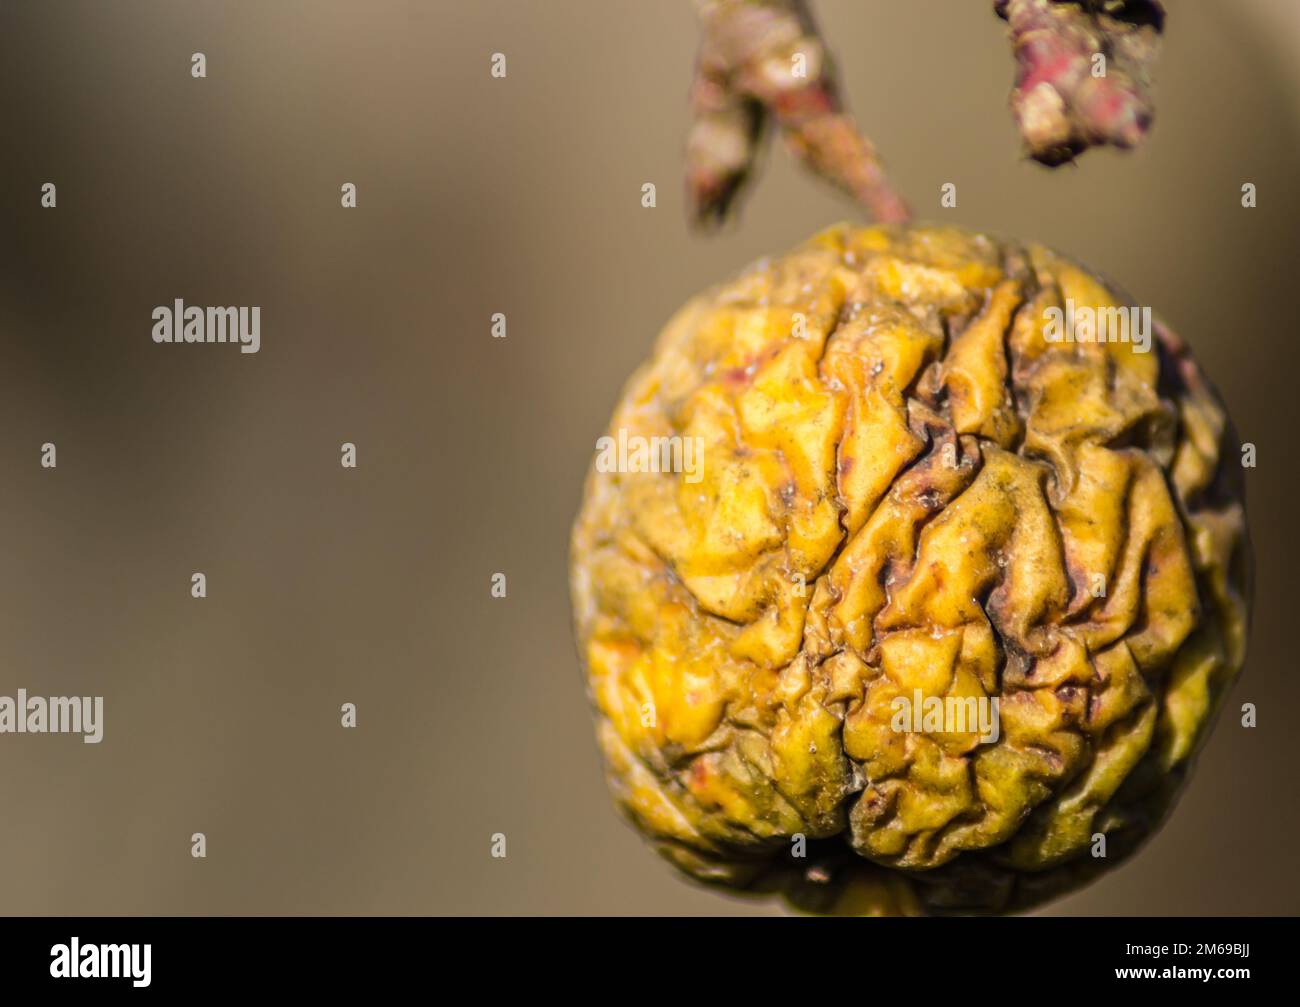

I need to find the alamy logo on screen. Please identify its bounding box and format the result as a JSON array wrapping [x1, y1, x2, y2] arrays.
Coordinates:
[[595, 428, 704, 484], [50, 939, 150, 987], [1043, 298, 1151, 353], [152, 299, 261, 354], [0, 690, 103, 743], [890, 689, 1000, 744]]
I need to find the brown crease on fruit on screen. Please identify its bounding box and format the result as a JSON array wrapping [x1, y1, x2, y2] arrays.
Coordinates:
[[570, 223, 1250, 915]]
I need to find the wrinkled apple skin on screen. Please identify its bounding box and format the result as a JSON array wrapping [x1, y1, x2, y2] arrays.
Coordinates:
[[571, 224, 1250, 915]]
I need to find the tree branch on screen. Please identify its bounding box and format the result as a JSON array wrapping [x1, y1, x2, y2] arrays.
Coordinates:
[[686, 0, 910, 228], [995, 0, 1165, 166]]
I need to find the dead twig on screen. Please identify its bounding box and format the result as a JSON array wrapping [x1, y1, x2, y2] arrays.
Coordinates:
[[995, 0, 1165, 165], [686, 0, 910, 228]]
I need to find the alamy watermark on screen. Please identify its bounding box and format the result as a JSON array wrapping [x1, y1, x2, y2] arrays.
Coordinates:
[[152, 299, 261, 354], [1043, 298, 1151, 353], [595, 428, 704, 484], [891, 689, 1000, 744], [0, 690, 103, 743]]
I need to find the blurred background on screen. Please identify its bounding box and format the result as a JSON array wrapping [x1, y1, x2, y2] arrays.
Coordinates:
[[0, 0, 1296, 915]]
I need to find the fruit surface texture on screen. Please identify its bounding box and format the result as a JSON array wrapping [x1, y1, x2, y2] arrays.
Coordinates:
[[570, 224, 1250, 915]]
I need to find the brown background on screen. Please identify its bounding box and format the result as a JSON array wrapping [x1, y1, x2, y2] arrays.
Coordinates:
[[0, 0, 1296, 915]]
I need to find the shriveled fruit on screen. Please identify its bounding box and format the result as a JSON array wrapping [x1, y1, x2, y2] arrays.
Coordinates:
[[570, 224, 1250, 915]]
